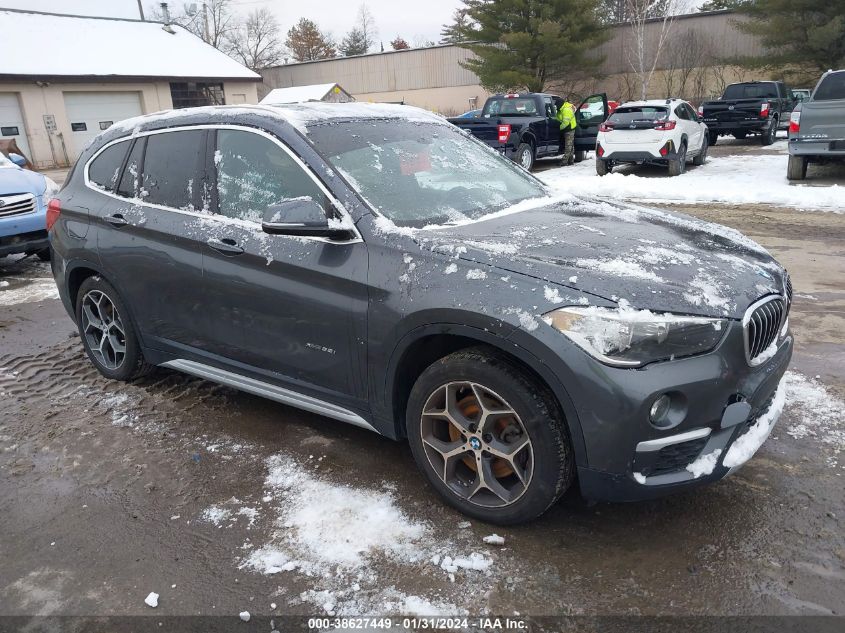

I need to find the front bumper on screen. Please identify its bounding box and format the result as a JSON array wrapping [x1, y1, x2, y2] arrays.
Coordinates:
[[0, 229, 49, 257], [537, 319, 793, 503]]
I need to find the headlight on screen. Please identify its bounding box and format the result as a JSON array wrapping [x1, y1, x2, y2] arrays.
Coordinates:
[[543, 305, 727, 367]]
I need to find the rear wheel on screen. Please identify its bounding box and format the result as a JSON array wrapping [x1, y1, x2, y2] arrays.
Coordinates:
[[75, 276, 154, 381], [574, 149, 586, 163], [596, 158, 610, 176], [515, 143, 535, 171], [787, 155, 808, 181], [668, 142, 687, 176], [761, 119, 777, 146], [406, 347, 574, 525]]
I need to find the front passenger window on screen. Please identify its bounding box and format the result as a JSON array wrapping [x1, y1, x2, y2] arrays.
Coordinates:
[[215, 129, 329, 223]]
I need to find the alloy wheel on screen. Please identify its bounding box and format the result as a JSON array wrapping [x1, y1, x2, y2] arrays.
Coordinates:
[[419, 381, 534, 508], [81, 290, 127, 370], [519, 149, 532, 169]]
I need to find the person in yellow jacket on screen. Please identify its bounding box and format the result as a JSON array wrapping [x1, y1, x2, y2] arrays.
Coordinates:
[[556, 99, 577, 166]]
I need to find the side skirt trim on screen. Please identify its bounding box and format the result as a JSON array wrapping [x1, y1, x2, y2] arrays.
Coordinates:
[[161, 358, 379, 434]]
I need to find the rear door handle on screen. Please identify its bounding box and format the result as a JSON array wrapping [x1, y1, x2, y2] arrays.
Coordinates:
[[105, 213, 128, 227], [207, 237, 244, 255]]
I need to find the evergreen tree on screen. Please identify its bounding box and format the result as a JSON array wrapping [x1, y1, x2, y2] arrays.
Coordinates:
[[341, 28, 370, 55], [285, 18, 336, 61], [734, 0, 845, 76], [453, 0, 609, 93], [440, 8, 473, 43]]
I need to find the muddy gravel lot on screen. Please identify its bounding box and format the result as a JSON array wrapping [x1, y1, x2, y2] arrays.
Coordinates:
[[1, 160, 844, 630]]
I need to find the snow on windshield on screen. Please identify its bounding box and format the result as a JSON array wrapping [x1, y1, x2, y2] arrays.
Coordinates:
[[307, 120, 548, 228]]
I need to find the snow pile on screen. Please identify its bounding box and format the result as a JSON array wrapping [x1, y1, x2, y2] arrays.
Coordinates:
[[685, 449, 722, 478], [540, 151, 843, 213], [783, 372, 844, 452], [723, 378, 787, 468], [0, 277, 60, 306]]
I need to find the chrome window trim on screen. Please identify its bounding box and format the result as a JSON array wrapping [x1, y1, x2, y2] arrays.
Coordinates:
[[635, 427, 711, 453], [742, 294, 787, 366], [82, 123, 363, 245], [161, 358, 378, 434]]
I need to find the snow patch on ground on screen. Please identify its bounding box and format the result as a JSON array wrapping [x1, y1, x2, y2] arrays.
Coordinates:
[[0, 277, 59, 306], [540, 149, 843, 213], [783, 371, 844, 452]]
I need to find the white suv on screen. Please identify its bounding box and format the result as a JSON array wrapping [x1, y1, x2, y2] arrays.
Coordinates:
[[595, 99, 709, 177]]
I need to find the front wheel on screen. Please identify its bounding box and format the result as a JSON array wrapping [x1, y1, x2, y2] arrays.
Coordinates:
[[75, 276, 154, 381], [787, 155, 808, 181], [514, 143, 535, 171], [692, 135, 708, 166], [708, 131, 718, 146], [668, 143, 687, 176], [406, 347, 574, 525], [574, 149, 586, 163]]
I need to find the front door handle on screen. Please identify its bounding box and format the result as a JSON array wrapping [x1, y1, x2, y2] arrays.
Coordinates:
[[105, 213, 128, 227], [207, 237, 244, 255]]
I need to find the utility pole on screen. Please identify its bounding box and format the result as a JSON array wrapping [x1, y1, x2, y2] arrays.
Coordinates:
[[136, 0, 145, 20]]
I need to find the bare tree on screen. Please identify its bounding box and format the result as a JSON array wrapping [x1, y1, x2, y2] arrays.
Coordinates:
[[625, 0, 696, 100], [661, 28, 713, 99], [147, 1, 236, 51], [227, 8, 285, 70]]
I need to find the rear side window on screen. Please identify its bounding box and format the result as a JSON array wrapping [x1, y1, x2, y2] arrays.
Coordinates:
[[142, 130, 206, 211], [214, 129, 329, 223], [608, 106, 667, 124], [723, 83, 778, 99], [482, 98, 538, 117], [88, 140, 129, 192], [814, 72, 845, 101], [117, 138, 145, 199]]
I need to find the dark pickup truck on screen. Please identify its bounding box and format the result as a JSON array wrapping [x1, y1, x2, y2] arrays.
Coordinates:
[[448, 92, 609, 170], [787, 69, 845, 180], [699, 81, 795, 145]]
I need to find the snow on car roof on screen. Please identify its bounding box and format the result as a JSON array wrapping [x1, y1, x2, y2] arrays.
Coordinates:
[[0, 9, 259, 80]]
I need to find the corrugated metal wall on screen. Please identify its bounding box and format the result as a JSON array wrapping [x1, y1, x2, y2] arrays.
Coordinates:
[[259, 11, 764, 99]]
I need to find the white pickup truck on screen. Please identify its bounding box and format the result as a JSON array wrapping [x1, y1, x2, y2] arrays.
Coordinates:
[[787, 69, 845, 180]]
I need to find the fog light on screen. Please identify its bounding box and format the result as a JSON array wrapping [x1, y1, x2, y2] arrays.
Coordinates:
[[649, 394, 671, 424]]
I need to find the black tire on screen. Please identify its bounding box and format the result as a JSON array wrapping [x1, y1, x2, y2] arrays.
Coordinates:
[[761, 119, 777, 146], [406, 347, 575, 525], [574, 149, 586, 163], [787, 155, 808, 181], [75, 276, 154, 381], [692, 134, 708, 166], [733, 132, 747, 140], [708, 131, 718, 146], [514, 142, 535, 171], [668, 142, 687, 177], [596, 158, 610, 176], [36, 248, 51, 262]]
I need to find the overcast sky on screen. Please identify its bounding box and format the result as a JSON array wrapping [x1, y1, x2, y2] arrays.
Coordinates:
[[2, 0, 464, 48]]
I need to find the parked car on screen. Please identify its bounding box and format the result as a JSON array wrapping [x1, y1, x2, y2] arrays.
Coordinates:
[[49, 103, 793, 524], [699, 81, 794, 145], [595, 99, 709, 176], [0, 152, 56, 261], [787, 69, 845, 180], [448, 92, 609, 170], [456, 109, 482, 119]]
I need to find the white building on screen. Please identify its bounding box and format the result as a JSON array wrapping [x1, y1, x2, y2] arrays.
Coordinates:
[[0, 9, 261, 168]]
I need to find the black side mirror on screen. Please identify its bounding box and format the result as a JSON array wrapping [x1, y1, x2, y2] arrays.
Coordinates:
[[261, 198, 355, 241]]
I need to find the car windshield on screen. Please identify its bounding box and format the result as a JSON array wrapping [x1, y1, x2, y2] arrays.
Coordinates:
[[482, 98, 539, 117], [813, 72, 845, 101], [608, 106, 668, 124], [723, 83, 779, 99], [307, 120, 547, 229]]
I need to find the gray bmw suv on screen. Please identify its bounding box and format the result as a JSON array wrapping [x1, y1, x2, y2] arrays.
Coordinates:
[[48, 103, 793, 524]]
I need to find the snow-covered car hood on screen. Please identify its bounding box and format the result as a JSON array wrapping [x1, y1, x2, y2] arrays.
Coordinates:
[[0, 165, 48, 197], [415, 198, 787, 319]]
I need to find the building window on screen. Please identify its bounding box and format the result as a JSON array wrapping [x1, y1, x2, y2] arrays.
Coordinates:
[[169, 82, 225, 109]]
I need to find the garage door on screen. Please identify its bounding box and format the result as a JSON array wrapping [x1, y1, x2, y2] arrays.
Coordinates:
[[63, 92, 143, 157], [0, 93, 32, 160]]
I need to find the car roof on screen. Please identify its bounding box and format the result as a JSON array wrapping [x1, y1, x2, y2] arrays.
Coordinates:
[[617, 99, 687, 108]]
